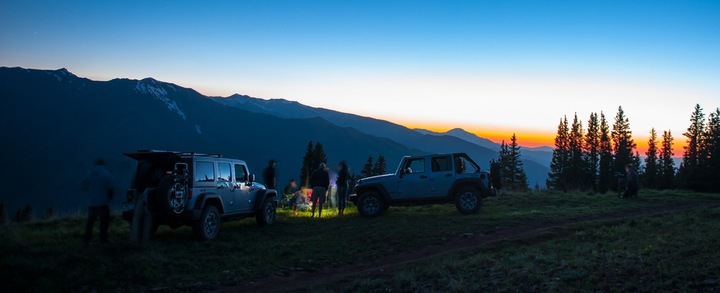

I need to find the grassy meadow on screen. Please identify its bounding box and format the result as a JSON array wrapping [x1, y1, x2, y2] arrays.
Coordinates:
[[1, 190, 719, 292]]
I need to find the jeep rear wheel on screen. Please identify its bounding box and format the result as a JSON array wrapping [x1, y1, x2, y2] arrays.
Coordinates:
[[455, 186, 481, 214], [193, 205, 220, 241], [357, 192, 384, 217], [256, 198, 276, 227]]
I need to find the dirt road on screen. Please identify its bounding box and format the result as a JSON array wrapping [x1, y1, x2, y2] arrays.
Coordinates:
[[220, 201, 717, 293]]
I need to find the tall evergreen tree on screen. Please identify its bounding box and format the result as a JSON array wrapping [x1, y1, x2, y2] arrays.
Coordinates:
[[568, 113, 586, 190], [598, 112, 614, 193], [373, 154, 387, 175], [508, 134, 529, 191], [312, 142, 327, 168], [643, 128, 660, 189], [361, 155, 374, 178], [611, 106, 637, 186], [300, 141, 315, 187], [659, 130, 675, 189], [548, 116, 570, 191], [701, 108, 720, 192], [584, 112, 600, 191], [678, 104, 705, 189]]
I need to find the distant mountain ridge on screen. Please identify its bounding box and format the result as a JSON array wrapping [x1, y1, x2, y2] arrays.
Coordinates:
[[211, 94, 551, 185], [0, 67, 551, 214], [0, 67, 415, 213], [414, 128, 553, 167]]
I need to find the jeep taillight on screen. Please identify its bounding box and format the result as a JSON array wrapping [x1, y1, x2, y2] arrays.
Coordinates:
[[187, 189, 193, 200]]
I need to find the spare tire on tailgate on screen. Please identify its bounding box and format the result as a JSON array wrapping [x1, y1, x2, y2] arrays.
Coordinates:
[[153, 175, 188, 214]]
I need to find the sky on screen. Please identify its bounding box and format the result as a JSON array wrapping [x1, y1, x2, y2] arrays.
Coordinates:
[[1, 0, 719, 150]]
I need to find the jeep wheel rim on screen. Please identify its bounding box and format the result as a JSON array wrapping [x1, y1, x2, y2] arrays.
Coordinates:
[[264, 202, 275, 223], [459, 191, 477, 210], [363, 196, 380, 215], [204, 212, 218, 237]]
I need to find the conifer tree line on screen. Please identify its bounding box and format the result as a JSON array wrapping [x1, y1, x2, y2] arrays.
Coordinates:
[[360, 154, 387, 178], [496, 133, 530, 191], [675, 105, 720, 192], [548, 104, 720, 193]]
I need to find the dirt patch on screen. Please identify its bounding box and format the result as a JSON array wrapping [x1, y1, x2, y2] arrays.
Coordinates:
[[218, 200, 719, 293]]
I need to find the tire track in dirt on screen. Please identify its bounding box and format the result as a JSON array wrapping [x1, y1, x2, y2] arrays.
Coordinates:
[[220, 200, 719, 293]]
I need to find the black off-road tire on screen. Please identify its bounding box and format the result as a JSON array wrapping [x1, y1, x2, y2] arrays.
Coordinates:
[[193, 205, 220, 241], [155, 176, 187, 214], [454, 186, 481, 214], [255, 198, 276, 227], [357, 191, 385, 217]]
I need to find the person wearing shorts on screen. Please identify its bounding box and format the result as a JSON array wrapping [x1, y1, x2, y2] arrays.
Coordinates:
[[310, 163, 330, 218]]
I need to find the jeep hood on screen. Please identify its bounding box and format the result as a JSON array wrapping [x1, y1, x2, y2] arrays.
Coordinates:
[[357, 173, 395, 184]]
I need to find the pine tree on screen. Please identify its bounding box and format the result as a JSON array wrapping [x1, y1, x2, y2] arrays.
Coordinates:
[[701, 108, 720, 192], [584, 112, 600, 192], [361, 155, 374, 178], [598, 112, 614, 193], [373, 154, 387, 175], [678, 104, 705, 189], [659, 130, 675, 189], [548, 117, 570, 191], [568, 113, 586, 190], [508, 134, 529, 191], [643, 128, 659, 189], [299, 141, 314, 187], [312, 142, 327, 169], [611, 106, 637, 187]]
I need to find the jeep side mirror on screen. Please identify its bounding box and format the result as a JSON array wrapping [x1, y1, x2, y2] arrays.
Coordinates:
[[248, 174, 255, 184]]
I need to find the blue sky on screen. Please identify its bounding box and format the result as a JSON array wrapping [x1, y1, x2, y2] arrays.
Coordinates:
[[2, 0, 719, 147]]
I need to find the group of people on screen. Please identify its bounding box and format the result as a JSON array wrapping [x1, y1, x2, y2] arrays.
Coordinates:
[[263, 160, 351, 218]]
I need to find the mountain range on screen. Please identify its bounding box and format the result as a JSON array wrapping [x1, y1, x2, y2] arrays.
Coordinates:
[[0, 67, 550, 214]]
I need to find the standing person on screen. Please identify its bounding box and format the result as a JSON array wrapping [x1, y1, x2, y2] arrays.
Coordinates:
[[310, 163, 330, 218], [263, 160, 277, 190], [623, 164, 639, 198], [82, 158, 115, 243], [336, 161, 351, 217]]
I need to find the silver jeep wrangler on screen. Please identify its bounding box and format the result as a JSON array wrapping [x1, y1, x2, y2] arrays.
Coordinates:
[[122, 150, 277, 240], [350, 153, 494, 217]]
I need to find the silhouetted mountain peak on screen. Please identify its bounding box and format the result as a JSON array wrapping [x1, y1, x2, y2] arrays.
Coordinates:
[[135, 78, 186, 120], [45, 67, 79, 82]]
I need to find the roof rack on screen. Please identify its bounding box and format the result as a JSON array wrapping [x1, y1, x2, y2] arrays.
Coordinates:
[[135, 149, 223, 158]]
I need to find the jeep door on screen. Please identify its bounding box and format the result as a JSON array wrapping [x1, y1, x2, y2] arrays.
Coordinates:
[[395, 157, 432, 199], [429, 155, 455, 197], [233, 163, 253, 212], [216, 162, 237, 212]]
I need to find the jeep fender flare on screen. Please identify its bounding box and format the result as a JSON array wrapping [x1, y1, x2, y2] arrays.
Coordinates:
[[354, 183, 391, 203], [448, 178, 486, 198], [253, 189, 277, 210], [194, 193, 226, 213]]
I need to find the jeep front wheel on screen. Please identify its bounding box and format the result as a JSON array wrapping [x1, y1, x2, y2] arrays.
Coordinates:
[[357, 192, 384, 217], [193, 205, 220, 241], [455, 187, 481, 214], [256, 198, 276, 227]]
